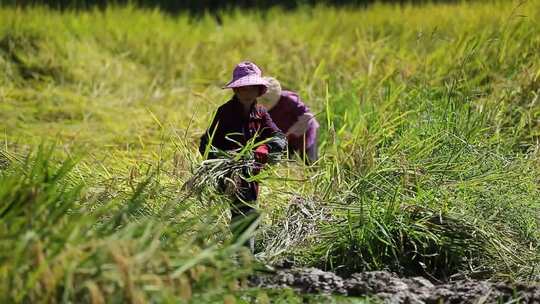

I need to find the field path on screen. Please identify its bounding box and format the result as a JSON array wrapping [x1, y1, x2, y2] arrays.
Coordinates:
[[251, 267, 540, 303]]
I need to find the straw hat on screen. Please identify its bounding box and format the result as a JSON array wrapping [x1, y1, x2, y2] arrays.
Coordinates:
[[258, 76, 282, 109]]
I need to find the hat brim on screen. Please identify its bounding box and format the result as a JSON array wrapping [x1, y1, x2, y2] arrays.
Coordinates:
[[223, 76, 268, 96]]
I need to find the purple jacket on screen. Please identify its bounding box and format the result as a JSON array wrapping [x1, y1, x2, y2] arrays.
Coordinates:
[[199, 97, 287, 158], [267, 90, 319, 150]]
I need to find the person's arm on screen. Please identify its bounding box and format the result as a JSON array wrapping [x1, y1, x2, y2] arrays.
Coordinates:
[[255, 107, 287, 163], [287, 113, 316, 137], [199, 108, 222, 159], [286, 93, 315, 137]]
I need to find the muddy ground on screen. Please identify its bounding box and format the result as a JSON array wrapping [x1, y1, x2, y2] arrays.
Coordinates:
[[250, 267, 540, 303]]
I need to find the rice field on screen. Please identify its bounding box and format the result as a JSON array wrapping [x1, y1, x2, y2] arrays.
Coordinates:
[[0, 1, 539, 302]]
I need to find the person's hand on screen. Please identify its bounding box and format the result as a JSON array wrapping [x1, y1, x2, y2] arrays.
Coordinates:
[[286, 113, 313, 136], [254, 144, 269, 164]]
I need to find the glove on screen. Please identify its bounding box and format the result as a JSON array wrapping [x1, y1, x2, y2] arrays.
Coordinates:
[[254, 144, 269, 164]]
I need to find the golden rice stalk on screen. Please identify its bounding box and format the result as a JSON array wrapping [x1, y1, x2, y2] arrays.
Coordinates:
[[84, 281, 105, 304], [179, 274, 192, 300]]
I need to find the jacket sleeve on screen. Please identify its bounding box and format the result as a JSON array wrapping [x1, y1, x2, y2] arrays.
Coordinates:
[[199, 108, 222, 159], [258, 107, 287, 155], [288, 93, 310, 118]]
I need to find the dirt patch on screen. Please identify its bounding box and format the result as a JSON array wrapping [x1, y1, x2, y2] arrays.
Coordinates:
[[250, 267, 540, 303]]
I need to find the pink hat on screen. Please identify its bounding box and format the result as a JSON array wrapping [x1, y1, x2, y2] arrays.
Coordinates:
[[223, 61, 269, 96]]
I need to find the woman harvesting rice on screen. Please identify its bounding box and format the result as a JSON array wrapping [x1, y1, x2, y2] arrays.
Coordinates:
[[199, 61, 286, 250], [259, 77, 319, 164]]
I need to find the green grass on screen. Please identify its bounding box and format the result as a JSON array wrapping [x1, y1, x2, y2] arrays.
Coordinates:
[[1, 0, 539, 302]]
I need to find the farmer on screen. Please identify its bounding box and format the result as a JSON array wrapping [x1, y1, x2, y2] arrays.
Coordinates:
[[259, 77, 319, 164], [199, 61, 286, 250]]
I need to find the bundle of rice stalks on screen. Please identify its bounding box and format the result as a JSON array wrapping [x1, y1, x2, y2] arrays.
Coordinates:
[[182, 150, 282, 199], [183, 157, 250, 193], [257, 196, 331, 263]]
